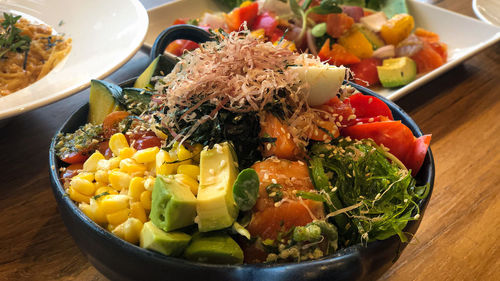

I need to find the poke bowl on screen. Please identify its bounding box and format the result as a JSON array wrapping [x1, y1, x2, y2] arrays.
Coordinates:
[[49, 25, 434, 281]]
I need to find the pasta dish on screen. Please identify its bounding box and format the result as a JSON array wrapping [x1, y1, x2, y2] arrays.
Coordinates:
[[0, 14, 71, 96]]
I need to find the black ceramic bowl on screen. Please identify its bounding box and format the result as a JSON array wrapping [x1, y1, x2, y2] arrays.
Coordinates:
[[48, 25, 434, 281]]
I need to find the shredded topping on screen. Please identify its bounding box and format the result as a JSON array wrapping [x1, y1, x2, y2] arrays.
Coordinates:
[[152, 30, 346, 147]]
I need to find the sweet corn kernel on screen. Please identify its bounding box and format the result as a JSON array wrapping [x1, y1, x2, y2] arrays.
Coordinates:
[[68, 187, 90, 204], [83, 151, 105, 172], [120, 158, 147, 174], [191, 143, 203, 163], [140, 190, 152, 210], [144, 176, 155, 191], [109, 133, 129, 156], [108, 157, 121, 169], [177, 164, 200, 179], [73, 172, 94, 182], [146, 161, 156, 176], [70, 178, 96, 196], [108, 224, 118, 232], [106, 208, 130, 225], [174, 174, 199, 196], [109, 170, 132, 190], [79, 199, 107, 225], [177, 144, 192, 164], [130, 202, 147, 223], [99, 194, 130, 214], [133, 146, 159, 163], [95, 170, 109, 184], [97, 159, 110, 171], [111, 223, 124, 239], [119, 147, 136, 159], [151, 124, 167, 139], [128, 177, 145, 201], [95, 186, 118, 196], [123, 217, 144, 244], [156, 149, 176, 175]]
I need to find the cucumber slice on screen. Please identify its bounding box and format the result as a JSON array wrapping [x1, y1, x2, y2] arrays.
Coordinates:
[[120, 88, 153, 115], [134, 55, 176, 89], [88, 79, 123, 124]]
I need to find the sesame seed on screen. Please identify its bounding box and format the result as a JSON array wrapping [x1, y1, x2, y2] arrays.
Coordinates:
[[336, 121, 342, 127], [271, 178, 277, 184], [264, 173, 269, 180], [266, 143, 272, 150], [209, 169, 214, 175], [368, 117, 374, 122], [368, 97, 373, 104], [338, 115, 343, 122], [220, 160, 226, 167], [414, 214, 420, 219]]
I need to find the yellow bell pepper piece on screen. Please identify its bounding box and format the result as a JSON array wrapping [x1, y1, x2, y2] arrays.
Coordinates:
[[380, 14, 415, 45], [338, 29, 373, 59]]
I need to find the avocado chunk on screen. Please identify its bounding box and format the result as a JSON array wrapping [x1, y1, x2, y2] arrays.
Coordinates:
[[133, 55, 176, 89], [197, 142, 239, 232], [140, 221, 191, 257], [183, 232, 244, 264], [355, 24, 385, 50], [377, 57, 417, 88], [88, 79, 123, 124], [150, 175, 197, 232]]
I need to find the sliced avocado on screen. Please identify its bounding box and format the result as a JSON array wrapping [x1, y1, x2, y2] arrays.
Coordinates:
[[140, 221, 191, 257], [354, 24, 385, 50], [119, 88, 153, 115], [133, 55, 175, 89], [377, 57, 417, 88], [197, 142, 239, 232], [88, 79, 123, 124], [183, 232, 244, 264], [150, 175, 197, 232]]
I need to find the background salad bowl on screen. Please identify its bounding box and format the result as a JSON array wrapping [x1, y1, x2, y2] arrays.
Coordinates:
[[49, 25, 434, 281]]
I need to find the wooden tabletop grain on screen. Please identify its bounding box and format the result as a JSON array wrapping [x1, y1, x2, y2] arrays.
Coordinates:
[[0, 0, 499, 280]]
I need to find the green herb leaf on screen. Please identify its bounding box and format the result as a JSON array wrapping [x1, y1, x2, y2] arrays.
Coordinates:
[[233, 168, 260, 211], [296, 190, 326, 202], [309, 0, 342, 14], [0, 13, 31, 59], [289, 0, 303, 17]]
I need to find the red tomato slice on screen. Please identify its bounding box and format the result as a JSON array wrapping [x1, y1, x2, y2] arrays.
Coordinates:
[[342, 121, 414, 166], [61, 163, 84, 179], [405, 134, 431, 176], [172, 18, 188, 25], [61, 151, 88, 164], [226, 2, 259, 31], [348, 58, 382, 87], [102, 111, 129, 138], [251, 12, 279, 38], [165, 40, 199, 57], [342, 121, 430, 175], [345, 93, 393, 120]]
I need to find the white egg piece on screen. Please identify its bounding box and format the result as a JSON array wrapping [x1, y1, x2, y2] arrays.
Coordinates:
[[290, 65, 346, 106]]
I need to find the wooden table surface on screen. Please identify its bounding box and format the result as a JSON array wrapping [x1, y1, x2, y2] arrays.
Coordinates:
[[0, 0, 499, 280]]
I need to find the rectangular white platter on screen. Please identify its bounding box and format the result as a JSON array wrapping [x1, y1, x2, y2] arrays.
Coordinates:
[[144, 0, 500, 101]]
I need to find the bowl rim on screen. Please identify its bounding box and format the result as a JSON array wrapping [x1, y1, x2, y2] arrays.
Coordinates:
[[48, 79, 435, 271]]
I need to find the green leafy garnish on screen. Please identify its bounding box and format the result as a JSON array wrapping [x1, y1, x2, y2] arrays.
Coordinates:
[[309, 138, 429, 245], [0, 13, 31, 59], [309, 0, 343, 14]]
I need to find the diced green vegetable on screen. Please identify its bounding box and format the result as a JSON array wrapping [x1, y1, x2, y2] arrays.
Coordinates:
[[232, 168, 260, 211]]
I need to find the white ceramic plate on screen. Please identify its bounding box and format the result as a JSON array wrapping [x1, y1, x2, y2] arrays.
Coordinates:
[[0, 0, 148, 120], [473, 0, 500, 26], [144, 0, 500, 101]]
